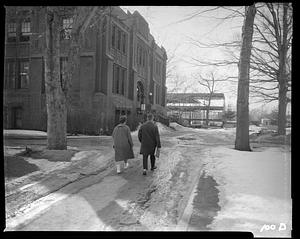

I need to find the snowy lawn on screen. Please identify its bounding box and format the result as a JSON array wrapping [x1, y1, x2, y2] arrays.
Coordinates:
[[202, 146, 291, 237], [4, 130, 47, 137], [3, 129, 107, 138]]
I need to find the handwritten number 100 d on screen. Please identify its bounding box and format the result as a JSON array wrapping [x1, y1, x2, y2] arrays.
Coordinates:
[[260, 223, 287, 232]]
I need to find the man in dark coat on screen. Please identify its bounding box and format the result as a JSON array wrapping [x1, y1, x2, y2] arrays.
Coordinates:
[[138, 113, 161, 175], [112, 115, 134, 174]]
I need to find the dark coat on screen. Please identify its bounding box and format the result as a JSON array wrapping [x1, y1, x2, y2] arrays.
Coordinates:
[[112, 124, 134, 162], [138, 121, 161, 155]]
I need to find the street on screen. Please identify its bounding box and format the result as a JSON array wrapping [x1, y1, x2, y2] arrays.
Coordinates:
[[4, 124, 291, 236]]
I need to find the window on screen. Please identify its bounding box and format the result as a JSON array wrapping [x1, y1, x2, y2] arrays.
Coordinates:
[[117, 29, 121, 50], [159, 63, 162, 76], [112, 25, 116, 48], [113, 64, 117, 94], [111, 24, 127, 55], [113, 64, 117, 93], [122, 33, 126, 54], [121, 68, 125, 95], [5, 59, 29, 89], [113, 64, 126, 95], [62, 18, 73, 39], [143, 51, 147, 67], [5, 59, 16, 89], [20, 19, 31, 42], [18, 59, 29, 89], [138, 47, 142, 66], [116, 66, 120, 93], [155, 59, 161, 76], [155, 84, 160, 105], [136, 46, 148, 68], [7, 22, 17, 42], [41, 57, 45, 93]]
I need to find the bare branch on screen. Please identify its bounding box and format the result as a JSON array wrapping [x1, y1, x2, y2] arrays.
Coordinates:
[[163, 6, 221, 27]]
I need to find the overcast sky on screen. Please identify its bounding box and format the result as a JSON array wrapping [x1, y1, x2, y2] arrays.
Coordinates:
[[121, 6, 279, 112]]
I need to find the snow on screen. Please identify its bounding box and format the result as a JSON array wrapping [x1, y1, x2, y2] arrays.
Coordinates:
[[25, 158, 72, 172], [201, 146, 292, 237], [249, 125, 262, 134], [156, 122, 172, 134], [131, 122, 172, 136], [4, 129, 47, 137], [4, 125, 292, 234], [169, 122, 190, 131]]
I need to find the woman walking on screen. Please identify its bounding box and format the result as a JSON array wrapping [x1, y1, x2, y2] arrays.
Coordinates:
[[112, 115, 134, 174]]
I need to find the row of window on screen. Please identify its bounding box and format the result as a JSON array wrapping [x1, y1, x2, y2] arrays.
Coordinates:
[[135, 44, 163, 78], [112, 64, 126, 95], [111, 24, 127, 54], [7, 19, 31, 42], [137, 44, 147, 68], [5, 57, 67, 92], [5, 59, 29, 89], [155, 59, 162, 76], [5, 57, 164, 106], [5, 58, 128, 97], [7, 16, 73, 42]]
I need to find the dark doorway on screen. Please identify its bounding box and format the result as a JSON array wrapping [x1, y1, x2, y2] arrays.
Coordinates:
[[12, 107, 22, 129]]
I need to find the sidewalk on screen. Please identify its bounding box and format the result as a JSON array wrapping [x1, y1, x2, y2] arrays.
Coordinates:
[[5, 148, 115, 219]]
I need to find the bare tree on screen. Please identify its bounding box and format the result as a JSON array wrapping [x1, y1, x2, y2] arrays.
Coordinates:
[[185, 4, 292, 135], [235, 4, 256, 151], [166, 45, 180, 82], [251, 3, 292, 135], [166, 73, 192, 124], [193, 70, 225, 125], [45, 6, 108, 149]]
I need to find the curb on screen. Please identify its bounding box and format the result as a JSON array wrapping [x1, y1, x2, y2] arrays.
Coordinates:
[[175, 167, 204, 231]]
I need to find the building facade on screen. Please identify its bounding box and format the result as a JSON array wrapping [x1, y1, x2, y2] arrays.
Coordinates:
[[4, 6, 168, 134], [166, 93, 225, 127]]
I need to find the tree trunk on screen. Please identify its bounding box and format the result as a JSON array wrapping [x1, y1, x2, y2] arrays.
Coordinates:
[[206, 95, 212, 126], [277, 83, 287, 135], [277, 3, 289, 135], [45, 7, 67, 149], [235, 5, 256, 151]]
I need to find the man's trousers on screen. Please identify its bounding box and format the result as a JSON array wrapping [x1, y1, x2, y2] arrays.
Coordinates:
[[142, 154, 155, 170]]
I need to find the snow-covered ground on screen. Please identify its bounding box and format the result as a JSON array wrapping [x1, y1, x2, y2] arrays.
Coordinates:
[[4, 129, 47, 137], [169, 122, 291, 236], [201, 146, 292, 237], [4, 124, 291, 139], [131, 122, 173, 137], [169, 122, 190, 131], [5, 125, 292, 235]]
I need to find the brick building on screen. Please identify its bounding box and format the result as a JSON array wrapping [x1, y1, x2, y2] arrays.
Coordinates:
[[4, 6, 168, 134]]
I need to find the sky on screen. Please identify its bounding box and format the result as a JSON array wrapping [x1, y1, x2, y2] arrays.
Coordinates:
[[120, 6, 280, 112]]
